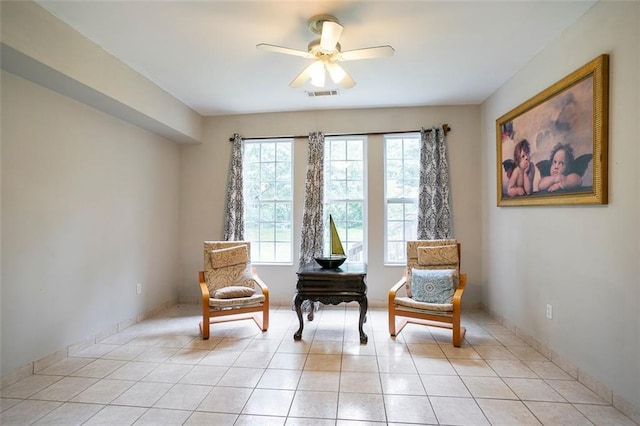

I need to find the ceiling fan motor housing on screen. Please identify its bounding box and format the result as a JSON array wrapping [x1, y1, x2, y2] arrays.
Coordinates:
[[308, 40, 341, 57], [307, 14, 340, 34]]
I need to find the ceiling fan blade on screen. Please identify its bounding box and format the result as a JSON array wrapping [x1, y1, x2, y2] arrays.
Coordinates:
[[257, 43, 313, 59], [338, 45, 395, 61], [320, 21, 343, 53]]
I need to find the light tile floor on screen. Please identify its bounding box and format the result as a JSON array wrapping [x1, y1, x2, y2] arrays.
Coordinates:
[[1, 305, 637, 425]]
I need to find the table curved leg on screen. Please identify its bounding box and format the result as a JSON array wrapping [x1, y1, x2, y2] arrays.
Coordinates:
[[307, 302, 315, 321], [294, 294, 304, 340], [358, 296, 368, 343]]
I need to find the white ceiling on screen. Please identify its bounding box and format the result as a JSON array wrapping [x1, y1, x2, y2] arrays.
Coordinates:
[[36, 1, 596, 116]]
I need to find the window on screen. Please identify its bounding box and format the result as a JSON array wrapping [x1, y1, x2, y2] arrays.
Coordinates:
[[243, 139, 293, 263], [384, 134, 420, 263], [324, 136, 366, 262]]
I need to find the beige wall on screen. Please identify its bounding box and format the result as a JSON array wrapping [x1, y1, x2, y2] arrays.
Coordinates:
[[2, 0, 639, 418], [178, 106, 482, 306], [480, 1, 640, 413], [1, 71, 181, 376], [0, 1, 202, 144]]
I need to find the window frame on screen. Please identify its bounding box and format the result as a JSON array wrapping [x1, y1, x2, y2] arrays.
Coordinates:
[[242, 138, 294, 265], [383, 133, 421, 264], [323, 135, 368, 264]]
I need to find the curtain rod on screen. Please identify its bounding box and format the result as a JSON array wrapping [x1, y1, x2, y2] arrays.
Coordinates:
[[229, 123, 450, 142]]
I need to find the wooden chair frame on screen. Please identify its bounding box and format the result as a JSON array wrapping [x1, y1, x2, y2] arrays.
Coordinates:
[[198, 268, 269, 339], [388, 242, 466, 347]]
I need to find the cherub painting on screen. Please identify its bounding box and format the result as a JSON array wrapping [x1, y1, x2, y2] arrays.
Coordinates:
[[497, 54, 607, 206], [499, 76, 596, 200]]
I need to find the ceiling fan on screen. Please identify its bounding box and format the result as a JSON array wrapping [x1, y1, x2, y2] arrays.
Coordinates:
[[257, 14, 394, 89]]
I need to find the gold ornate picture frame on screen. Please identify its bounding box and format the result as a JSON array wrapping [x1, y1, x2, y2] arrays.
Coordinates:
[[496, 54, 608, 207]]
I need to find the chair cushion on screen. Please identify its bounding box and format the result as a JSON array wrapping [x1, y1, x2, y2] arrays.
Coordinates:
[[210, 245, 249, 268], [411, 268, 456, 304], [417, 245, 458, 266], [406, 240, 458, 298], [205, 245, 255, 294], [213, 286, 256, 299], [394, 296, 453, 313], [209, 293, 265, 308]]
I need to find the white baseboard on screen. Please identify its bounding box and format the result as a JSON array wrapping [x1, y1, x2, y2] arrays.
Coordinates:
[[482, 304, 639, 424], [0, 298, 177, 389]]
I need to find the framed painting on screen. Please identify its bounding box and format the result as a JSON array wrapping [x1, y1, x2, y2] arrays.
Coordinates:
[[496, 54, 608, 207]]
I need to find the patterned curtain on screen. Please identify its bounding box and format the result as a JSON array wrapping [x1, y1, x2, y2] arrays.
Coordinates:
[[223, 133, 244, 241], [417, 126, 452, 240], [298, 132, 325, 265]]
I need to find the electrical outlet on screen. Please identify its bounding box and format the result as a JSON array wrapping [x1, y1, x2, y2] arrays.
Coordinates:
[[546, 304, 553, 319], [136, 283, 142, 294]]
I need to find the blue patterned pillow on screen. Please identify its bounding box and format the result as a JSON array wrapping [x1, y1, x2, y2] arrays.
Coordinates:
[[411, 268, 456, 304]]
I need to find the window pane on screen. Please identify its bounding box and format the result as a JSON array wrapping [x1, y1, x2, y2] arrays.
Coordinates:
[[245, 144, 260, 162], [328, 181, 347, 199], [275, 182, 291, 199], [347, 161, 363, 180], [260, 222, 275, 240], [274, 202, 291, 222], [347, 181, 363, 199], [387, 203, 404, 220], [244, 139, 292, 263], [261, 162, 275, 182], [276, 143, 291, 162], [275, 222, 291, 242], [347, 202, 363, 222], [245, 223, 259, 241], [259, 242, 275, 262], [330, 140, 346, 160], [386, 138, 402, 159], [327, 202, 346, 221], [386, 160, 403, 179], [275, 242, 291, 262], [347, 140, 363, 160], [405, 179, 419, 198], [404, 160, 419, 180], [261, 143, 275, 161], [276, 162, 290, 181], [387, 221, 403, 241], [387, 241, 405, 262]]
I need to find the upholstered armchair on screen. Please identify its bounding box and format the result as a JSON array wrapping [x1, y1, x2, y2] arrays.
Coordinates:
[[199, 241, 269, 339], [388, 239, 466, 346]]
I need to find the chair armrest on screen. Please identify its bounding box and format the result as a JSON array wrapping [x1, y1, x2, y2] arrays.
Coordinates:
[[453, 273, 466, 309], [252, 267, 270, 301], [199, 271, 210, 304], [389, 270, 408, 305]]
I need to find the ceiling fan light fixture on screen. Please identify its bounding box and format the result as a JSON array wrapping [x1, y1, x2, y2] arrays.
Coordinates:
[[327, 62, 346, 84], [308, 60, 326, 87], [259, 13, 393, 90]]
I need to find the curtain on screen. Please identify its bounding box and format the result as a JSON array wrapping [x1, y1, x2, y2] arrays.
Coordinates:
[[223, 133, 244, 241], [417, 126, 452, 240], [298, 131, 325, 265]]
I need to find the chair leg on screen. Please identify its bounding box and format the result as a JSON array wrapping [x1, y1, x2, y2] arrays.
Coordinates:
[[261, 304, 269, 331], [389, 305, 397, 336], [202, 308, 210, 340], [452, 310, 465, 347]]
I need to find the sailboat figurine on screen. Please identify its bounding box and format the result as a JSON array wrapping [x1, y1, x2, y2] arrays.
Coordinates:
[[314, 215, 348, 269]]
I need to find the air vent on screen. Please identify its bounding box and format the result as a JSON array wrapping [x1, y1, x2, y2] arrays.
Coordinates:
[[306, 90, 339, 97]]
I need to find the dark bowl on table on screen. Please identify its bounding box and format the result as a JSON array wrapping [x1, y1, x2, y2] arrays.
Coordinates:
[[314, 256, 347, 269]]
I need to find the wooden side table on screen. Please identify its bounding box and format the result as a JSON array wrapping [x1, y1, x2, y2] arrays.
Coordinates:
[[293, 262, 368, 343]]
